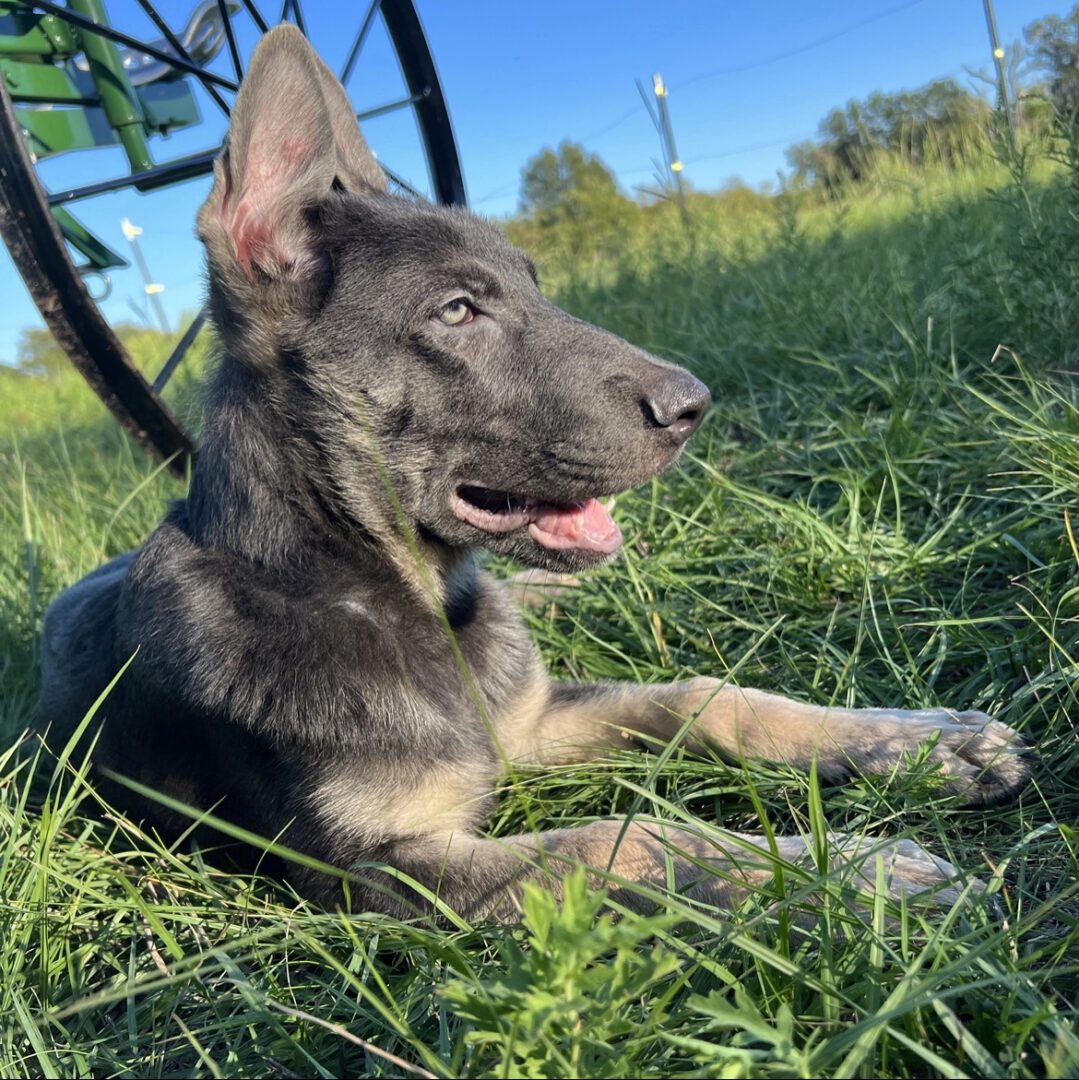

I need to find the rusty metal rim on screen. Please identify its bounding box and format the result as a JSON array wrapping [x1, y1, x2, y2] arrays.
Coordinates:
[[0, 77, 196, 478]]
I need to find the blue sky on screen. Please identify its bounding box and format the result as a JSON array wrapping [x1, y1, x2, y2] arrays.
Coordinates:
[[1, 0, 1070, 366]]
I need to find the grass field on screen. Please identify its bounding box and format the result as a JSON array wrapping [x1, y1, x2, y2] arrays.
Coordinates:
[[2, 148, 1078, 1077]]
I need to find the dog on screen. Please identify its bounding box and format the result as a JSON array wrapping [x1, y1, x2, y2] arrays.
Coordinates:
[[38, 26, 1030, 922]]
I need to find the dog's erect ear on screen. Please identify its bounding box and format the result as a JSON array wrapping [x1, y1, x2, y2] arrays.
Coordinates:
[[207, 24, 384, 279], [308, 50, 388, 195]]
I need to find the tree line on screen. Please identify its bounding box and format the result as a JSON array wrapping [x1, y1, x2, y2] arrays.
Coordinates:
[[784, 1, 1079, 191], [513, 4, 1079, 250]]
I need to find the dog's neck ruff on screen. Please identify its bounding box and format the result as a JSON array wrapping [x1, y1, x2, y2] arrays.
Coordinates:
[[184, 356, 476, 618]]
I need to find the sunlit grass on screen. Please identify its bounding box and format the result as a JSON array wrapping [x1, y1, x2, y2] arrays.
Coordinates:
[[1, 152, 1078, 1076]]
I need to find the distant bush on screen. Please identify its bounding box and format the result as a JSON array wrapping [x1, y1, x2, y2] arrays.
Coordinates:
[[784, 79, 995, 193], [507, 141, 643, 268]]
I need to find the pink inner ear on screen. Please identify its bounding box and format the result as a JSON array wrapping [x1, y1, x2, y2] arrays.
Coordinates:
[[279, 135, 316, 168], [224, 134, 317, 278], [231, 199, 287, 279]]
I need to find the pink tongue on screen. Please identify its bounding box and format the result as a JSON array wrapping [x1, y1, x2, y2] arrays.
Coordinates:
[[528, 498, 622, 555]]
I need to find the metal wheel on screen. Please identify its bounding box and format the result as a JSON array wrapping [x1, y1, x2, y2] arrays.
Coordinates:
[[0, 0, 465, 477]]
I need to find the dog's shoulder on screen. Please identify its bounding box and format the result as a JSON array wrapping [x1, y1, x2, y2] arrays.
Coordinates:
[[112, 505, 536, 748], [38, 550, 135, 742], [121, 500, 365, 635]]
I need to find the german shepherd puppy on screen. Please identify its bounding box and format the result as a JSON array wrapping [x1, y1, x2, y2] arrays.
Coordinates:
[[39, 27, 1030, 921]]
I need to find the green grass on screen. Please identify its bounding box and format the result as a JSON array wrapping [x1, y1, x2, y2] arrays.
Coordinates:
[[2, 150, 1079, 1077]]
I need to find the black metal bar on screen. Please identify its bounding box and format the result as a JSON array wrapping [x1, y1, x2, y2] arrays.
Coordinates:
[[11, 94, 98, 106], [26, 0, 239, 90], [0, 79, 195, 477], [237, 0, 269, 34], [379, 0, 466, 206], [216, 0, 244, 82], [47, 147, 219, 205], [289, 0, 308, 37], [340, 0, 380, 85], [355, 88, 426, 124], [379, 163, 421, 198], [133, 0, 231, 116], [154, 308, 207, 392]]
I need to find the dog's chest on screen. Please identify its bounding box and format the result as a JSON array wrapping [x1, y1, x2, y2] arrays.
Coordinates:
[[333, 570, 541, 744], [308, 578, 541, 843]]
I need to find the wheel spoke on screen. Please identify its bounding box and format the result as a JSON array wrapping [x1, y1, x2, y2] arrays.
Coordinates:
[[27, 0, 239, 91], [154, 308, 207, 392], [291, 0, 308, 36], [340, 0, 380, 86], [379, 163, 421, 199], [216, 0, 244, 81], [236, 0, 269, 35], [356, 88, 428, 124], [133, 0, 231, 117], [11, 92, 97, 106], [47, 148, 220, 206], [280, 0, 308, 37]]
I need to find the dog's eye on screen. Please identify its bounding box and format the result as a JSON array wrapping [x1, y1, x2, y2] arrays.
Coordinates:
[[438, 299, 475, 326]]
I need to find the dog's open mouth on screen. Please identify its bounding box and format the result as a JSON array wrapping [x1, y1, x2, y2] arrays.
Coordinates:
[[451, 485, 623, 555]]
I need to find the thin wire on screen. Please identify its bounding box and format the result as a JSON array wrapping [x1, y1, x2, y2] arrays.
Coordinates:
[[677, 0, 932, 90], [683, 133, 808, 167], [578, 0, 933, 146]]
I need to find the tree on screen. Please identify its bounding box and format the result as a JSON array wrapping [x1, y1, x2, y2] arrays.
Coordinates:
[[1024, 5, 1079, 118], [515, 141, 639, 261], [786, 79, 990, 191], [519, 142, 623, 217], [15, 325, 68, 379]]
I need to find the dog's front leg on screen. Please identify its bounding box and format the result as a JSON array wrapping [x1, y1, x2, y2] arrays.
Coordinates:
[[356, 819, 974, 923], [512, 678, 1030, 805]]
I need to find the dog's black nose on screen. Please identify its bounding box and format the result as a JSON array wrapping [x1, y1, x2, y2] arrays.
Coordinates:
[[641, 372, 711, 443]]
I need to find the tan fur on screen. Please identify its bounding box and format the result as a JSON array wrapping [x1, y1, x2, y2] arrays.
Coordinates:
[[362, 590, 1031, 921], [504, 674, 1028, 800], [400, 818, 975, 923], [314, 759, 492, 847], [490, 665, 558, 764], [374, 633, 1028, 920], [505, 568, 582, 609]]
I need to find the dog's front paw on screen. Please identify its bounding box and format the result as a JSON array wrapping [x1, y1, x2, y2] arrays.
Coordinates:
[[744, 832, 987, 911], [835, 707, 1031, 805], [829, 834, 986, 908]]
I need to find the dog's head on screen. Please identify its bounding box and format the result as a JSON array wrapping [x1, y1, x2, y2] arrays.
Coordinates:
[[198, 26, 710, 572]]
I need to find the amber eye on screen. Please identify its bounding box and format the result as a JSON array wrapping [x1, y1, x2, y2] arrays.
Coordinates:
[[438, 299, 475, 326]]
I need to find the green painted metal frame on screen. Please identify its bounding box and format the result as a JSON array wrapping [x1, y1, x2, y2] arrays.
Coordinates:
[[0, 1, 208, 272], [0, 1, 204, 153], [66, 0, 152, 169]]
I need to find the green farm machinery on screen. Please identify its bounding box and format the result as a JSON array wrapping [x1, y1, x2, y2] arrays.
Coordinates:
[[0, 0, 465, 474]]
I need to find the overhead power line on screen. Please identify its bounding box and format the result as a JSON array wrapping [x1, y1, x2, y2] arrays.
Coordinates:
[[579, 0, 933, 146], [676, 0, 932, 90], [478, 0, 939, 210]]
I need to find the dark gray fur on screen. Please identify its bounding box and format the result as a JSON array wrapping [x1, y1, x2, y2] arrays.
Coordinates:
[[39, 27, 1030, 921]]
